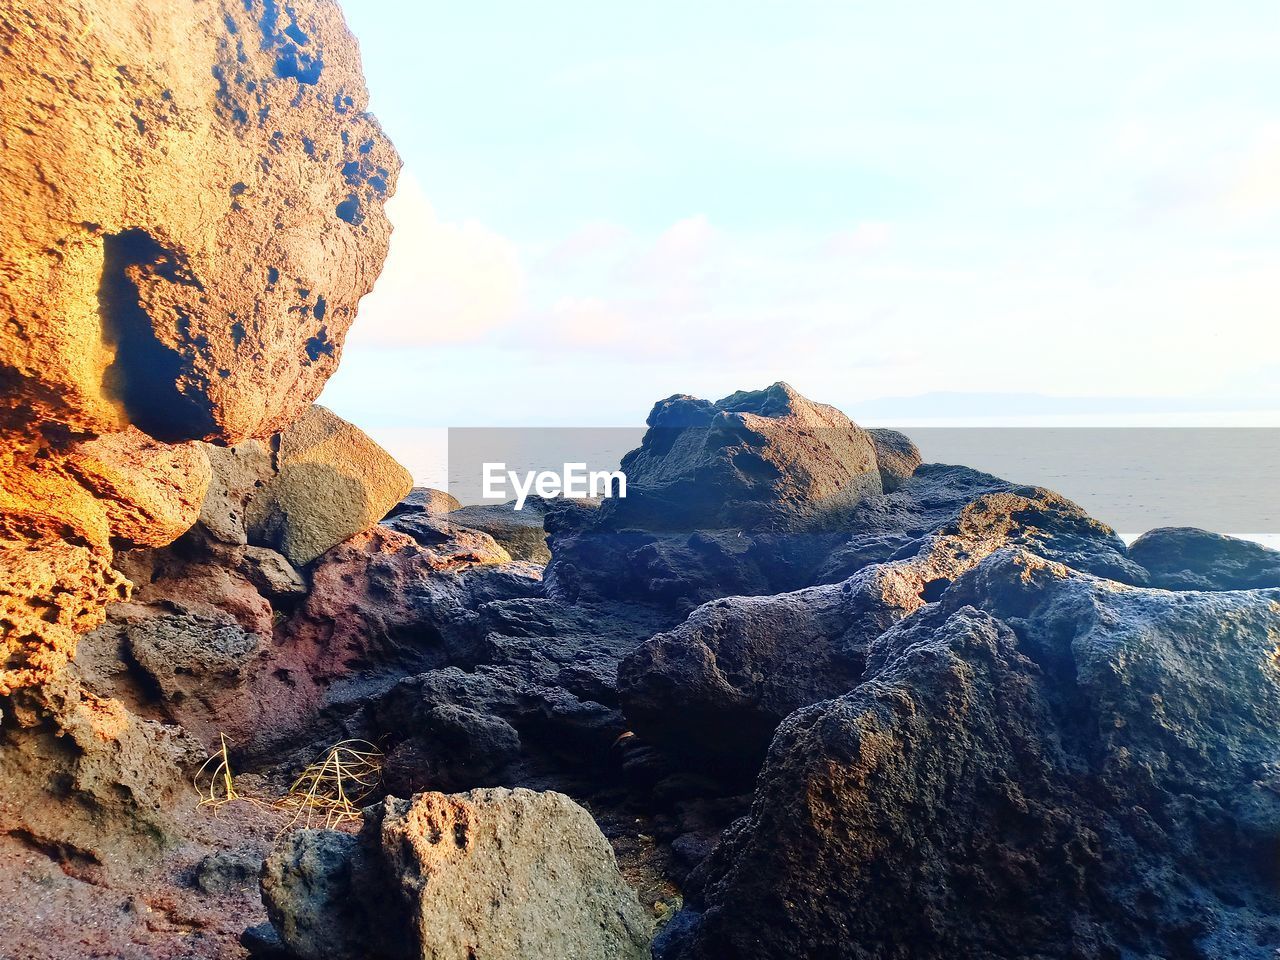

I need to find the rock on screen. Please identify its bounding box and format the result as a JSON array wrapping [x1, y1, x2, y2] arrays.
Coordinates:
[[194, 848, 261, 895], [0, 0, 398, 443], [447, 501, 551, 563], [618, 564, 914, 768], [121, 608, 261, 704], [197, 441, 277, 548], [262, 788, 653, 960], [0, 673, 202, 874], [0, 0, 398, 698], [620, 464, 1148, 765], [608, 381, 881, 532], [63, 427, 213, 549], [816, 463, 1148, 586], [387, 487, 463, 518], [670, 551, 1280, 959], [245, 405, 414, 566], [381, 704, 522, 795], [867, 427, 921, 492], [261, 830, 369, 960], [545, 384, 893, 611], [1130, 527, 1280, 591], [238, 545, 308, 599], [382, 513, 513, 567], [132, 561, 275, 637]]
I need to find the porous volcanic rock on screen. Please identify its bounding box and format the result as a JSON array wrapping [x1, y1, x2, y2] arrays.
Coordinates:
[[544, 384, 897, 611], [0, 0, 399, 697], [262, 788, 653, 960], [387, 487, 463, 518], [382, 512, 513, 567], [664, 551, 1280, 959], [245, 405, 413, 566], [620, 463, 1149, 765], [0, 0, 398, 442], [1130, 527, 1280, 591], [607, 381, 882, 531], [447, 500, 552, 563], [867, 427, 921, 492]]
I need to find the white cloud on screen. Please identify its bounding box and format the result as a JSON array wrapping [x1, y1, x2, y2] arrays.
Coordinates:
[[346, 172, 524, 346]]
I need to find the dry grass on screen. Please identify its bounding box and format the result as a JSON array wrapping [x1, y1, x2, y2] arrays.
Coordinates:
[[274, 739, 384, 831], [193, 733, 240, 811], [194, 735, 384, 833]]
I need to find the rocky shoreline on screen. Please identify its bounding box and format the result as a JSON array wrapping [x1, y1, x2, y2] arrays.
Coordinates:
[[4, 2, 1280, 958]]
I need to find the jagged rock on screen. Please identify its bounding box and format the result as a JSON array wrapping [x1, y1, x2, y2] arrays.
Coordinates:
[[262, 788, 653, 960], [382, 703, 522, 795], [608, 381, 881, 532], [371, 597, 671, 787], [816, 463, 1148, 586], [666, 551, 1280, 959], [382, 513, 513, 567], [620, 464, 1149, 764], [544, 385, 901, 611], [1, 0, 398, 443], [261, 830, 369, 960], [447, 500, 551, 563], [197, 441, 277, 549], [245, 405, 413, 566], [122, 608, 260, 702], [867, 427, 921, 492], [387, 487, 463, 518], [238, 545, 308, 599], [0, 673, 202, 874], [63, 427, 213, 549], [1130, 527, 1280, 591], [618, 564, 915, 767]]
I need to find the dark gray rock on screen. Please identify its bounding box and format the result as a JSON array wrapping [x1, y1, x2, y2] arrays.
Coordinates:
[[262, 788, 653, 960], [194, 848, 261, 894], [387, 486, 463, 519], [868, 427, 921, 492], [669, 551, 1280, 959], [447, 500, 550, 563], [1130, 527, 1280, 591]]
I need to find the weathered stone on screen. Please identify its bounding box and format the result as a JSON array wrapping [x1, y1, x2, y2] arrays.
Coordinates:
[[447, 501, 551, 563], [245, 405, 413, 566], [238, 545, 308, 599], [382, 513, 512, 567], [609, 381, 881, 532], [1130, 527, 1280, 591], [261, 830, 369, 960], [867, 427, 921, 492], [0, 0, 398, 443], [667, 552, 1280, 959], [262, 788, 653, 960], [387, 487, 463, 518], [197, 440, 277, 548]]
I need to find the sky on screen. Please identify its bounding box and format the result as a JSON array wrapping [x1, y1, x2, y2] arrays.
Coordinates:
[[318, 0, 1280, 431]]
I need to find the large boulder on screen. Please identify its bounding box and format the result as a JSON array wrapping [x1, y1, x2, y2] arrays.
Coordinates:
[[608, 381, 882, 532], [447, 500, 551, 563], [0, 0, 397, 443], [262, 788, 653, 960], [664, 551, 1280, 959], [0, 0, 398, 695], [245, 405, 413, 566], [620, 464, 1149, 765], [545, 384, 896, 611], [1130, 527, 1280, 591]]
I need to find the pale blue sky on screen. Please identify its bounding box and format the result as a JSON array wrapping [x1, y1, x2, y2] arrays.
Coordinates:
[[320, 0, 1280, 429]]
